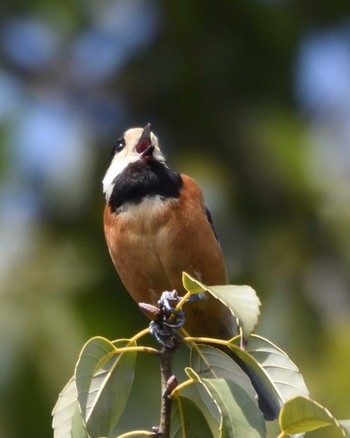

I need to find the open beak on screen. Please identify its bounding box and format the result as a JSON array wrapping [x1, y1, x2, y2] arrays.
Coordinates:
[[136, 123, 154, 157]]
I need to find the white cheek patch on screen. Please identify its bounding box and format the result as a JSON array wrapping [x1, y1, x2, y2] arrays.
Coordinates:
[[103, 152, 138, 200]]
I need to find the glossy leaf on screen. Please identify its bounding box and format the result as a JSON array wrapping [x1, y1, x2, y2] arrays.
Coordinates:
[[182, 366, 221, 436], [182, 272, 208, 295], [339, 421, 350, 435], [200, 377, 266, 437], [228, 334, 309, 416], [189, 344, 258, 425], [278, 396, 350, 437], [190, 344, 257, 402], [52, 377, 88, 438], [75, 337, 136, 437], [206, 285, 260, 340], [182, 272, 261, 339], [170, 396, 213, 438], [183, 366, 265, 437]]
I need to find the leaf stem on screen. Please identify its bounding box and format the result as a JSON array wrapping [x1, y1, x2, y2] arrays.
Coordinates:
[[168, 379, 194, 399], [127, 327, 151, 344], [182, 335, 229, 348], [174, 291, 193, 313], [113, 346, 160, 355], [117, 430, 157, 437]]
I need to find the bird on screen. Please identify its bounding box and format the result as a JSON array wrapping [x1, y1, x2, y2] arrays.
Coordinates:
[[102, 123, 235, 339], [102, 123, 278, 420]]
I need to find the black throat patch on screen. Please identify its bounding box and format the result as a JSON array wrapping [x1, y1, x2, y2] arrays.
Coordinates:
[[109, 159, 183, 211]]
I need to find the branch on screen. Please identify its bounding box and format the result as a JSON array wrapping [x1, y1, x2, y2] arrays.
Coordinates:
[[158, 347, 175, 438]]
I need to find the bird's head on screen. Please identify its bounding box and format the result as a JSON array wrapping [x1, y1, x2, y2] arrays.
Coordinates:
[[103, 123, 165, 200]]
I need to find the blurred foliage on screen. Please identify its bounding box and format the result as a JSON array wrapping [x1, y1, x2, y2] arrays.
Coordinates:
[[1, 0, 350, 437]]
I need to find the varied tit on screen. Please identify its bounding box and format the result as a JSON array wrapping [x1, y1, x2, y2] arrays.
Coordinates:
[[102, 123, 235, 339], [102, 123, 278, 421]]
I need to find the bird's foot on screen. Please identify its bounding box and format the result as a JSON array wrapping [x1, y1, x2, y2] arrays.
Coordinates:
[[149, 320, 177, 349], [147, 290, 186, 349], [158, 290, 186, 328]]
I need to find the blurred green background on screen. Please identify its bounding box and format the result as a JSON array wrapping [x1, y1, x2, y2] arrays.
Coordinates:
[[1, 1, 350, 437]]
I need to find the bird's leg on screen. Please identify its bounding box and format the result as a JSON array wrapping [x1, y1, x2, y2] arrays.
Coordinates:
[[146, 290, 186, 349], [159, 290, 186, 329], [141, 290, 201, 349], [149, 320, 177, 349]]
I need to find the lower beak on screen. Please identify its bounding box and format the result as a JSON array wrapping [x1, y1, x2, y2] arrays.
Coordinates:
[[136, 123, 153, 157], [141, 145, 154, 158]]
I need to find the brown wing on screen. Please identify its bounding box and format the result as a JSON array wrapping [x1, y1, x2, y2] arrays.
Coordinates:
[[156, 174, 228, 290]]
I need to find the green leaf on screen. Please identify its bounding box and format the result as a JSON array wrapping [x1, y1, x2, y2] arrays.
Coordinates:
[[205, 285, 260, 340], [182, 272, 261, 339], [75, 337, 136, 437], [183, 364, 265, 437], [339, 421, 350, 436], [190, 344, 257, 403], [170, 396, 213, 438], [182, 271, 208, 295], [228, 334, 309, 415], [184, 366, 201, 382], [52, 377, 88, 438], [189, 344, 261, 428], [200, 377, 266, 438], [279, 396, 350, 437], [183, 359, 221, 436], [71, 402, 89, 438]]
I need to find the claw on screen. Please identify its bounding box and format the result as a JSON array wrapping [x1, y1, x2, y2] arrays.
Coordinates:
[[149, 321, 177, 349], [148, 290, 189, 349], [163, 310, 185, 328], [157, 290, 186, 329], [158, 290, 179, 312]]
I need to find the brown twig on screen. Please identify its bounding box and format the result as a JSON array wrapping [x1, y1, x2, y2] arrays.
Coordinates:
[[157, 347, 175, 438]]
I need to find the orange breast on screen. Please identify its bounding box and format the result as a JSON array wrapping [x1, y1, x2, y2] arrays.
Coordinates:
[[104, 175, 235, 338]]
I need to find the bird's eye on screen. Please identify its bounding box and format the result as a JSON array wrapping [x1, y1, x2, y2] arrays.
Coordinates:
[[112, 138, 126, 155]]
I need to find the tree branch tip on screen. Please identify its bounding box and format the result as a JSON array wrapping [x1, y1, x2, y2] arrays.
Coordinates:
[[162, 374, 178, 398], [139, 302, 162, 320]]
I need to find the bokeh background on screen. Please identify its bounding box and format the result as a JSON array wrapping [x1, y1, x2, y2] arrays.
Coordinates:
[[1, 1, 350, 437]]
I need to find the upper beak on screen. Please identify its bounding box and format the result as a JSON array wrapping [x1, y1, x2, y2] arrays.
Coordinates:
[[136, 123, 154, 157]]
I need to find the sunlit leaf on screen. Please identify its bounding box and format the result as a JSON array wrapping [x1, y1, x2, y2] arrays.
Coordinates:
[[188, 343, 261, 428], [228, 334, 309, 419], [200, 377, 266, 437], [71, 403, 89, 438], [206, 285, 260, 340], [183, 365, 265, 437], [181, 363, 220, 436], [170, 396, 213, 438], [183, 365, 220, 431], [182, 272, 208, 295], [339, 421, 350, 435], [52, 377, 88, 438], [190, 344, 257, 402], [75, 337, 136, 437], [182, 272, 261, 339], [278, 396, 350, 437], [184, 366, 201, 382]]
